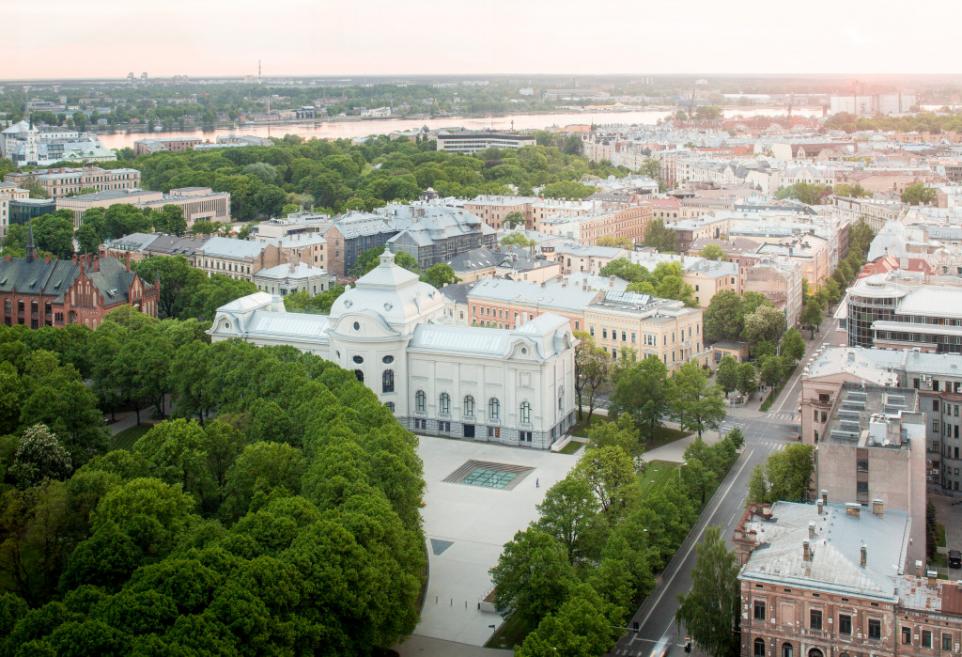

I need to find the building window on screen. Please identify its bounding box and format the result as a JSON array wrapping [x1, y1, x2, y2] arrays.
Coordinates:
[[414, 418, 426, 430], [464, 395, 475, 418], [386, 401, 395, 412], [903, 628, 912, 645], [382, 369, 394, 393], [754, 639, 766, 657], [520, 431, 532, 442], [487, 426, 501, 438], [488, 398, 500, 421], [415, 390, 426, 414], [520, 401, 531, 424], [942, 633, 952, 651], [354, 369, 364, 383], [439, 421, 451, 433], [869, 619, 881, 640], [810, 609, 822, 631], [782, 645, 793, 657], [439, 393, 451, 416], [838, 614, 851, 635], [753, 600, 766, 621], [923, 631, 932, 649]]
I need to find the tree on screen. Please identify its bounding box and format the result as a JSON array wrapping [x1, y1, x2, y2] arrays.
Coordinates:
[[573, 332, 609, 422], [801, 298, 824, 339], [610, 355, 668, 442], [573, 445, 635, 513], [503, 211, 526, 228], [31, 213, 75, 258], [542, 181, 596, 199], [74, 222, 101, 256], [715, 356, 738, 396], [600, 258, 648, 282], [669, 362, 726, 439], [352, 247, 419, 277], [742, 305, 786, 345], [761, 355, 789, 389], [151, 205, 187, 236], [103, 204, 150, 239], [779, 328, 805, 363], [747, 465, 769, 504], [901, 182, 937, 206], [189, 220, 225, 236], [516, 587, 616, 657], [735, 363, 757, 398], [596, 236, 634, 249], [500, 232, 535, 248], [676, 526, 740, 657], [8, 424, 72, 488], [535, 476, 603, 565], [133, 256, 206, 320], [704, 291, 746, 343], [765, 444, 814, 502], [283, 285, 345, 314], [775, 182, 832, 205], [834, 183, 870, 198], [419, 263, 458, 289], [700, 244, 725, 261], [489, 527, 577, 629], [643, 220, 678, 252]]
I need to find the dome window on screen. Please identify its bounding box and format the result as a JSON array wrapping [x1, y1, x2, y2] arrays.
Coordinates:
[[353, 321, 360, 331], [382, 355, 394, 364], [384, 302, 393, 311], [352, 355, 364, 364]]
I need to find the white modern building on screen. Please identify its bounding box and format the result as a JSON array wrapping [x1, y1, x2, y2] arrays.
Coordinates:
[[252, 262, 335, 297], [209, 249, 577, 448], [436, 131, 536, 154]]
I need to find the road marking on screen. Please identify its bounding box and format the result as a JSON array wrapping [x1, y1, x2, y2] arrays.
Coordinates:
[[636, 449, 756, 631]]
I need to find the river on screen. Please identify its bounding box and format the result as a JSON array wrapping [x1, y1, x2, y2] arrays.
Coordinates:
[[94, 106, 823, 151]]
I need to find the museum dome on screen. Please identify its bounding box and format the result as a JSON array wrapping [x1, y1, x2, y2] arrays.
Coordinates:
[[329, 248, 445, 329]]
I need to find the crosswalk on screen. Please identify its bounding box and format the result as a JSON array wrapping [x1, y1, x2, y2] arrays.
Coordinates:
[[759, 440, 786, 450], [766, 411, 797, 422]]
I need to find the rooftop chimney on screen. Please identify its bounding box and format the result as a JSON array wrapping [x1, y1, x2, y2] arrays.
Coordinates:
[[808, 521, 816, 539], [927, 570, 938, 587], [846, 502, 861, 518], [821, 490, 828, 505], [915, 560, 924, 577], [860, 544, 867, 568], [803, 540, 812, 562], [871, 499, 885, 517]]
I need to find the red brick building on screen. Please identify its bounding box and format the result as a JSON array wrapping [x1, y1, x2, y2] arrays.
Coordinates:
[[0, 247, 158, 329]]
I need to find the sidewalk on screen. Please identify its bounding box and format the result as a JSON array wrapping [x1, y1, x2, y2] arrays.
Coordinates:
[[396, 635, 513, 657]]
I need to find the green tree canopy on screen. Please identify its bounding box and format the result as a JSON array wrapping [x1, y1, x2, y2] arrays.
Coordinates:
[[676, 526, 740, 657]]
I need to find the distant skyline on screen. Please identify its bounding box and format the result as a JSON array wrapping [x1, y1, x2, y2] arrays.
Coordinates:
[[7, 0, 962, 80]]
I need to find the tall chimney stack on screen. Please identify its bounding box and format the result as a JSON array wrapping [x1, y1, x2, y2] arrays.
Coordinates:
[[821, 490, 828, 505], [860, 544, 867, 568], [816, 499, 824, 515], [808, 521, 816, 539], [872, 499, 885, 517], [803, 540, 812, 562]]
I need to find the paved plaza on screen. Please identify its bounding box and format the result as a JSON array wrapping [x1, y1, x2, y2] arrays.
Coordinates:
[[408, 436, 581, 647]]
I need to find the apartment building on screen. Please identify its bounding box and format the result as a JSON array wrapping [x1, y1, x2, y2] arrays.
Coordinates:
[[133, 137, 204, 155], [628, 251, 741, 308], [58, 186, 231, 228], [196, 237, 282, 280], [554, 244, 627, 276], [584, 289, 705, 369], [252, 262, 335, 297], [734, 500, 962, 657], [744, 259, 804, 328], [800, 346, 962, 493], [387, 207, 497, 269], [5, 166, 141, 199], [539, 204, 652, 245], [463, 196, 536, 230], [468, 277, 596, 332], [0, 183, 28, 236]]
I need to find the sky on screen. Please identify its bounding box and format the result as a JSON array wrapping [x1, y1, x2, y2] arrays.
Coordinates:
[[6, 0, 962, 79]]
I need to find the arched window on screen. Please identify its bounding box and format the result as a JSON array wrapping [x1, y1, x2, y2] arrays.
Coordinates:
[[382, 369, 394, 393], [354, 369, 364, 383], [463, 395, 475, 418], [488, 397, 500, 421], [783, 644, 794, 657], [439, 392, 451, 416], [415, 390, 426, 414], [520, 401, 531, 424], [807, 649, 823, 657], [754, 639, 766, 657]]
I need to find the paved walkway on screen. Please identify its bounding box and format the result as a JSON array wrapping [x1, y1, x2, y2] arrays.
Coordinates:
[[396, 635, 514, 657], [409, 436, 581, 647]]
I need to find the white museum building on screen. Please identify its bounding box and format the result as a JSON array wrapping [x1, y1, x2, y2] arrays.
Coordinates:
[[209, 249, 577, 449]]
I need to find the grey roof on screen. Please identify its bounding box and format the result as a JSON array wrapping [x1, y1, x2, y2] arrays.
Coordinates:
[[468, 278, 600, 313], [440, 282, 475, 305], [254, 262, 329, 280], [740, 501, 911, 600], [446, 246, 545, 272], [200, 237, 266, 259], [104, 232, 159, 252], [144, 235, 206, 256]]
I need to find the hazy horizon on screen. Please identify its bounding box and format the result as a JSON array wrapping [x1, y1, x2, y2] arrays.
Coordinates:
[[8, 0, 962, 80]]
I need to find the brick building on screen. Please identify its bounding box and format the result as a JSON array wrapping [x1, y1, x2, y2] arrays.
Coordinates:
[[0, 243, 158, 329]]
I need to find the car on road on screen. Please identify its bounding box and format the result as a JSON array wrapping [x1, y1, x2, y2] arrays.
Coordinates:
[[949, 549, 961, 569]]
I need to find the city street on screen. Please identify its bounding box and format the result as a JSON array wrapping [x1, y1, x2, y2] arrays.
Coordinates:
[[607, 319, 837, 657]]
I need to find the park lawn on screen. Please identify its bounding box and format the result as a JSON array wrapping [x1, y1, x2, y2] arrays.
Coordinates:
[[485, 612, 529, 650], [559, 440, 584, 455], [646, 425, 690, 450], [568, 414, 606, 438], [638, 460, 681, 496], [111, 423, 153, 451]]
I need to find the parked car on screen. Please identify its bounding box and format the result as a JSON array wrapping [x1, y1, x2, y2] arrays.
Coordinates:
[[949, 549, 961, 569]]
